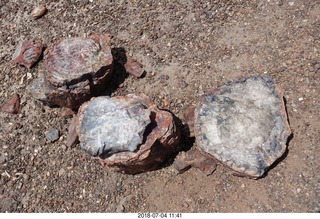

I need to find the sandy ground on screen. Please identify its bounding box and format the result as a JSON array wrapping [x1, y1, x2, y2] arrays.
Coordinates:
[[0, 0, 319, 212]]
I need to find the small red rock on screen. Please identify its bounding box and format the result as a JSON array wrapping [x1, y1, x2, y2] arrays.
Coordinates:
[[66, 117, 79, 147], [124, 59, 145, 78], [12, 40, 43, 68], [173, 147, 217, 176], [1, 94, 20, 114], [31, 5, 47, 19]]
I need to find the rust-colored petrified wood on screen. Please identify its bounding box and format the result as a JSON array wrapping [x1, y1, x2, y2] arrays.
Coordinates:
[[12, 40, 43, 68], [174, 76, 292, 179], [1, 94, 20, 114], [29, 33, 113, 110], [124, 59, 145, 78], [173, 147, 217, 176], [75, 94, 181, 174]]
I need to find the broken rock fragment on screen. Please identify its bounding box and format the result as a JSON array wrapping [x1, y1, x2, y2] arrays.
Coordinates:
[[29, 34, 113, 109], [12, 40, 43, 68], [173, 147, 217, 176], [45, 127, 60, 143], [1, 94, 20, 114], [76, 94, 181, 174], [31, 5, 47, 19], [124, 59, 145, 78], [175, 76, 291, 179], [66, 117, 79, 147]]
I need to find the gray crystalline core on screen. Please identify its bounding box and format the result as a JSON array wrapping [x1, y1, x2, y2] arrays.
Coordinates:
[[78, 96, 151, 157], [196, 76, 289, 177]]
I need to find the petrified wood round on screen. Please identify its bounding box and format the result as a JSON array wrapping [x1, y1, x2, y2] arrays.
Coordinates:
[[194, 76, 291, 178], [29, 33, 113, 109], [76, 94, 181, 174]]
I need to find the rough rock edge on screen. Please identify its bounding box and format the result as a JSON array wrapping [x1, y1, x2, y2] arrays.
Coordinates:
[[1, 94, 20, 114], [29, 33, 113, 110], [194, 76, 292, 179], [173, 147, 217, 176], [124, 59, 145, 78], [75, 94, 181, 174], [12, 40, 43, 68]]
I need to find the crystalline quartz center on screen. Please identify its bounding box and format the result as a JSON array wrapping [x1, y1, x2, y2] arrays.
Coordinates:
[[77, 96, 151, 157], [195, 76, 291, 178]]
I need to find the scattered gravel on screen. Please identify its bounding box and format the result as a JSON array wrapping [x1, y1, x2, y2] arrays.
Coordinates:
[[0, 0, 319, 213]]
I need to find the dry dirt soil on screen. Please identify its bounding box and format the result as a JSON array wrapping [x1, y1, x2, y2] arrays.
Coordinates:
[[0, 0, 319, 213]]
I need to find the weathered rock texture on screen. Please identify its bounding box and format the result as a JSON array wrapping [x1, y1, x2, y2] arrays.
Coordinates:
[[1, 94, 20, 114], [31, 5, 47, 19], [66, 117, 79, 147], [174, 76, 291, 179], [173, 147, 217, 176], [45, 127, 60, 143], [124, 59, 145, 78], [29, 33, 113, 109], [76, 94, 181, 174], [12, 40, 43, 68]]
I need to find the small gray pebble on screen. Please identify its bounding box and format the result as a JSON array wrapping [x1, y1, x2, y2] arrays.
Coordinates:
[[45, 128, 60, 143]]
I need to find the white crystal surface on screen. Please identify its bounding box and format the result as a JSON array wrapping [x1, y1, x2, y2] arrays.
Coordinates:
[[196, 76, 289, 177], [78, 96, 151, 156]]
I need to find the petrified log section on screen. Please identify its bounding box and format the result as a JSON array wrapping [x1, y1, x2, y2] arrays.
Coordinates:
[[76, 94, 181, 174], [175, 76, 291, 179], [196, 76, 291, 178], [29, 34, 113, 109]]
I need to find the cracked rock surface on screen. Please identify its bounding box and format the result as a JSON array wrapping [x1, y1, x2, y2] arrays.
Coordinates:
[[76, 94, 181, 174], [1, 0, 319, 212], [12, 40, 43, 68], [193, 76, 292, 178], [29, 33, 113, 110]]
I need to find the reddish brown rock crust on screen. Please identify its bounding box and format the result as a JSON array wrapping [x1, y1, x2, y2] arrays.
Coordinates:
[[195, 76, 292, 179], [12, 41, 43, 68], [173, 147, 217, 176], [1, 94, 20, 114], [29, 33, 113, 110], [76, 94, 181, 174], [124, 59, 145, 78]]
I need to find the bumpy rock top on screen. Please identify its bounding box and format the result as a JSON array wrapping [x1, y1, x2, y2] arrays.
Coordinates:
[[195, 76, 291, 178], [12, 41, 43, 68], [45, 36, 113, 87], [76, 95, 151, 157]]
